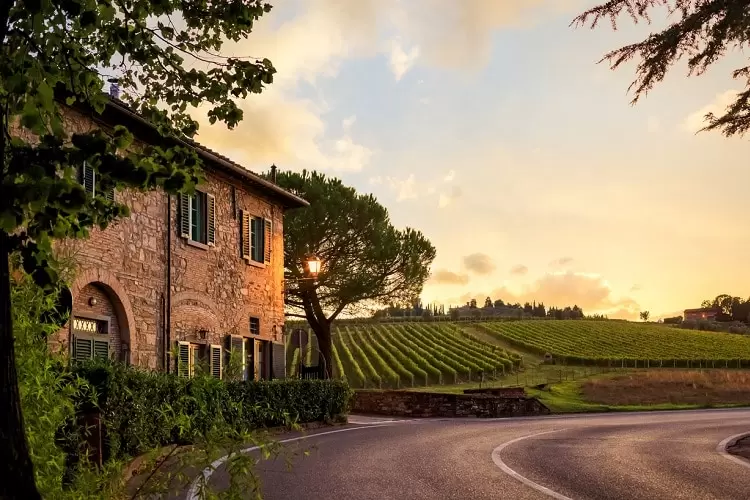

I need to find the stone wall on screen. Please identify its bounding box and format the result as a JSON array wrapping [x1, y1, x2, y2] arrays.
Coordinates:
[[352, 390, 551, 418], [463, 387, 526, 398]]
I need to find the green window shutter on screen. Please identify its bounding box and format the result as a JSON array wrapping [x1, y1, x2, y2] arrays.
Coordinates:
[[178, 341, 190, 377], [93, 339, 109, 360], [240, 211, 251, 260], [81, 163, 95, 196], [179, 193, 190, 238], [103, 187, 115, 202], [73, 336, 93, 362], [264, 219, 272, 264], [209, 345, 222, 379], [207, 194, 216, 246]]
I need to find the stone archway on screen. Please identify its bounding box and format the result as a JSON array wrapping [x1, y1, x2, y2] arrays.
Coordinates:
[[71, 269, 136, 362]]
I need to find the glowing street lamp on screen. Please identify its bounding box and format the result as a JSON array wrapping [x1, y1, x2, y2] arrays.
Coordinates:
[[305, 254, 321, 278]]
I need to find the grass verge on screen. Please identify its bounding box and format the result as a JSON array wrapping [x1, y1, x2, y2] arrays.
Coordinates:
[[528, 369, 750, 414]]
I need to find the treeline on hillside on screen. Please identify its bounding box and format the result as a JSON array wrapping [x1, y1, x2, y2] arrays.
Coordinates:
[[700, 294, 750, 323], [372, 297, 586, 320]]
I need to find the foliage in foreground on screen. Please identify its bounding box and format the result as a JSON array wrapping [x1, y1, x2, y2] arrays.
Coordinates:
[[75, 361, 352, 461], [74, 361, 352, 498], [14, 267, 353, 498], [15, 271, 125, 498], [1, 0, 277, 495], [574, 0, 750, 137]]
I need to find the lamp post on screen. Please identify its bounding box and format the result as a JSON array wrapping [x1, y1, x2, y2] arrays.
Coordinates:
[[285, 253, 324, 377]]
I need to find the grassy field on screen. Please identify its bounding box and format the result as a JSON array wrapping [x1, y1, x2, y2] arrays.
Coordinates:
[[529, 370, 750, 413], [476, 320, 750, 366], [287, 323, 522, 388]]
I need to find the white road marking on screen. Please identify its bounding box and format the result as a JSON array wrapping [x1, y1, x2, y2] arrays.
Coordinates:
[[491, 429, 574, 500], [185, 423, 404, 499], [348, 416, 413, 425], [716, 432, 750, 469]]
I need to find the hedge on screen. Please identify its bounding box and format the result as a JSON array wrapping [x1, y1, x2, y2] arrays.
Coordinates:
[[73, 361, 352, 460]]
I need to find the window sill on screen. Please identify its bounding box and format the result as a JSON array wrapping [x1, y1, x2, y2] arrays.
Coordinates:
[[246, 259, 266, 269], [186, 239, 210, 251]]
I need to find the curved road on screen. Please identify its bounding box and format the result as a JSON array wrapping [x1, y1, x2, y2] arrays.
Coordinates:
[[208, 409, 750, 499]]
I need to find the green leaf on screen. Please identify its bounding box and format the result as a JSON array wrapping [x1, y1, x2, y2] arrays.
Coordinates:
[[37, 81, 53, 109]]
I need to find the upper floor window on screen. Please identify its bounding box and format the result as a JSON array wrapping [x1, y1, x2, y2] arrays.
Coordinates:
[[250, 317, 260, 336], [180, 191, 215, 246], [241, 211, 271, 264], [79, 163, 115, 201]]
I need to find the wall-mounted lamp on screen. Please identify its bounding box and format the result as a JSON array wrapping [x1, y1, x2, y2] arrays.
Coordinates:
[[89, 297, 98, 307]]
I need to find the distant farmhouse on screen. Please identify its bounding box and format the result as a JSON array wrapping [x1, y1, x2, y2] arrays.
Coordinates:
[[683, 308, 720, 322]]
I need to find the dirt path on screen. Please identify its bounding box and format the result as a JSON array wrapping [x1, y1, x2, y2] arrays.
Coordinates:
[[460, 324, 542, 364]]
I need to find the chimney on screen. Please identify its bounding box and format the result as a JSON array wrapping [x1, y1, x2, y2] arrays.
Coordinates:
[[108, 78, 120, 99], [270, 164, 277, 183]]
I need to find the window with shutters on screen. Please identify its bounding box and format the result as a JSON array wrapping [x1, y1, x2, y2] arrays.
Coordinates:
[[240, 212, 270, 264], [226, 335, 246, 380], [177, 341, 201, 378], [180, 190, 215, 247], [79, 163, 115, 201], [71, 316, 110, 363], [258, 340, 267, 380], [209, 344, 222, 379]]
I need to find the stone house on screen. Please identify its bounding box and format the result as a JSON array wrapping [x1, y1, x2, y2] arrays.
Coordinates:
[[51, 97, 308, 380]]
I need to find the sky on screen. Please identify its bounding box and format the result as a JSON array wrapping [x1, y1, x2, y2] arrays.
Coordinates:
[[194, 0, 750, 320]]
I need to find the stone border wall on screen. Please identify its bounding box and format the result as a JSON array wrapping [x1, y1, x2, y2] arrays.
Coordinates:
[[463, 387, 526, 398], [352, 390, 550, 418]]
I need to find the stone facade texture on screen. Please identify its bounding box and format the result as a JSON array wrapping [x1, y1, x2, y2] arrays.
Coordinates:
[[352, 390, 551, 418], [50, 105, 299, 374]]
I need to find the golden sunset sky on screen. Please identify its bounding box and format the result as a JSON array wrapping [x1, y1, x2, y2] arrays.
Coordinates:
[[194, 0, 750, 319]]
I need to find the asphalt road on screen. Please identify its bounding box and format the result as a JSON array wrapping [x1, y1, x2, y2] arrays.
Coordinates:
[[205, 409, 750, 500]]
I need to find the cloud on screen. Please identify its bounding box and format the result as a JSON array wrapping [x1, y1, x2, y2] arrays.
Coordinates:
[[463, 253, 496, 275], [386, 174, 418, 201], [549, 257, 574, 268], [510, 265, 529, 276], [430, 269, 470, 285], [191, 0, 563, 173], [392, 0, 562, 70], [195, 88, 373, 172], [438, 186, 463, 208], [342, 115, 357, 130], [444, 271, 640, 319], [388, 38, 420, 80], [630, 284, 642, 292], [682, 89, 739, 133]]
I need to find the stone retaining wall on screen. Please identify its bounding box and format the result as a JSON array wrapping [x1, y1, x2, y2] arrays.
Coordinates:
[[352, 390, 550, 418], [463, 387, 526, 398]]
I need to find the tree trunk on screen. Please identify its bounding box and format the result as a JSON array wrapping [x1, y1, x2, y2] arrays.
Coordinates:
[[308, 319, 332, 379], [0, 232, 41, 499]]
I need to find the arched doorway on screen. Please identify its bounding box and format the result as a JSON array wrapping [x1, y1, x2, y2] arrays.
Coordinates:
[[70, 282, 128, 363]]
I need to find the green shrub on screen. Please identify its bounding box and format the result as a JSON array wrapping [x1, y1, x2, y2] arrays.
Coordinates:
[[74, 361, 353, 460]]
